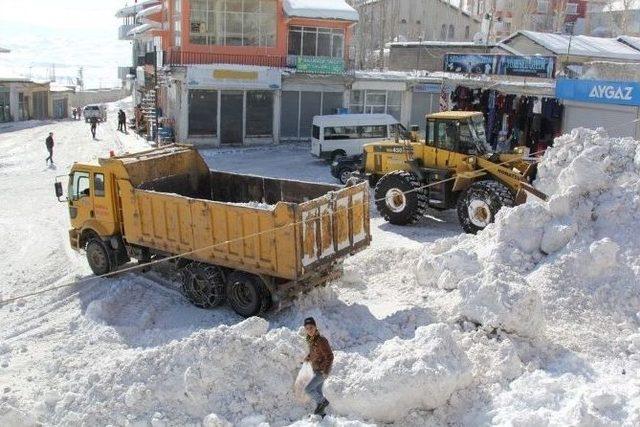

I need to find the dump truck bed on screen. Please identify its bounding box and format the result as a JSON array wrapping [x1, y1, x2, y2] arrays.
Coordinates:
[[117, 168, 371, 283]]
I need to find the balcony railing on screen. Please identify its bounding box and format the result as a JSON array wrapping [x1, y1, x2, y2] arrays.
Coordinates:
[[118, 24, 136, 40], [163, 49, 355, 75], [164, 50, 287, 68]]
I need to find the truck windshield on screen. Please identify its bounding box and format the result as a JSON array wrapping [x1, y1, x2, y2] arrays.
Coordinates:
[[469, 116, 492, 154]]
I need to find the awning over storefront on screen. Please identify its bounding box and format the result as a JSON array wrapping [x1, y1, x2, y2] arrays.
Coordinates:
[[136, 4, 162, 20], [433, 72, 556, 97], [283, 0, 359, 22]]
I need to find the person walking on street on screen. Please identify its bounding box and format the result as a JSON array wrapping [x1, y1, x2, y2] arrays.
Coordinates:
[[45, 132, 54, 165], [118, 109, 126, 132], [90, 117, 98, 139], [303, 317, 334, 417]]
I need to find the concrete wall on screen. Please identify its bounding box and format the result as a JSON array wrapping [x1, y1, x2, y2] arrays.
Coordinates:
[[389, 44, 494, 72], [69, 88, 130, 108]]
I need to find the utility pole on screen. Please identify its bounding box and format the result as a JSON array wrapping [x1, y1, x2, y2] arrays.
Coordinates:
[[154, 45, 160, 145]]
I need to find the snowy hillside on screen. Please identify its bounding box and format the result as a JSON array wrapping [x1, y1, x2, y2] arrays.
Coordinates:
[[0, 108, 639, 426]]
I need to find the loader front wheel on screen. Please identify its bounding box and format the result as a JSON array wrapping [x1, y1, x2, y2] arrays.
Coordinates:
[[226, 272, 271, 318], [374, 171, 427, 225], [86, 238, 114, 276], [457, 180, 515, 234], [181, 263, 226, 308]]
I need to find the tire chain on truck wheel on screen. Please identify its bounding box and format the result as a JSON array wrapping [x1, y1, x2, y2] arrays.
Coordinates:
[[374, 170, 428, 225], [457, 180, 515, 235], [181, 263, 226, 308], [225, 271, 271, 318]]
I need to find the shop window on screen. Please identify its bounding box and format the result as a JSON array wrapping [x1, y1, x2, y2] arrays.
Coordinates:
[[189, 0, 276, 47], [566, 2, 578, 15], [188, 90, 218, 136], [537, 0, 548, 13], [288, 26, 345, 58], [350, 90, 402, 120], [94, 173, 105, 197], [246, 91, 273, 137]]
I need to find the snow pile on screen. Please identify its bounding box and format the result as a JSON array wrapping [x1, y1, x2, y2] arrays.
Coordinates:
[[417, 128, 640, 343], [41, 317, 308, 425], [324, 323, 472, 422]]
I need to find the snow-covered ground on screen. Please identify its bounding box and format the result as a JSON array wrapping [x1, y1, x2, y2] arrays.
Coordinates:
[[1, 102, 639, 426]]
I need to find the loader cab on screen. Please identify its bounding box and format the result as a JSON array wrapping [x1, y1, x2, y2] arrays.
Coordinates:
[[425, 112, 491, 155]]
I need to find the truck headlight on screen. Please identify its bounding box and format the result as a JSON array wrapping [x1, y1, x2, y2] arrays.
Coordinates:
[[467, 156, 477, 165]]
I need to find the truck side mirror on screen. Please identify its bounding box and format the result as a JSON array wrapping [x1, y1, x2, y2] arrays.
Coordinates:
[[54, 182, 64, 200]]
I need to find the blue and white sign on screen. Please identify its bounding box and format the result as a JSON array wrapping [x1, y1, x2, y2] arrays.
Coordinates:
[[556, 78, 640, 107]]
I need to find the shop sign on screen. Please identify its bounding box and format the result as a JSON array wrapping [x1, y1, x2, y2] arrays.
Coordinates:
[[187, 65, 281, 89], [444, 54, 495, 75], [443, 54, 554, 78], [496, 55, 554, 78], [413, 83, 441, 93], [296, 56, 345, 74], [556, 78, 640, 107]]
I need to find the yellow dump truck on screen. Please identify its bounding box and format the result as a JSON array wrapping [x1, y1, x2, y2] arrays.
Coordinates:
[[55, 145, 371, 317]]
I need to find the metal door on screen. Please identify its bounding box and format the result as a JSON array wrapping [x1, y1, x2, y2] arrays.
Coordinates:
[[220, 91, 244, 144]]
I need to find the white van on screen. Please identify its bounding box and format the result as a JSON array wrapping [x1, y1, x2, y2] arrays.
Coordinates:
[[311, 114, 400, 160]]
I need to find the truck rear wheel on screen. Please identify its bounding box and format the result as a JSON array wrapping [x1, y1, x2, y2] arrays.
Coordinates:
[[226, 271, 271, 318], [86, 238, 114, 276], [374, 171, 427, 225], [457, 180, 515, 234], [181, 263, 226, 308]]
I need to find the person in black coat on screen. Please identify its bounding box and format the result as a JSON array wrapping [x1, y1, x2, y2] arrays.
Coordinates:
[[45, 132, 54, 165]]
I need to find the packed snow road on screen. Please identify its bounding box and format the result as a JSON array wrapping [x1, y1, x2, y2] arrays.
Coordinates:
[[2, 102, 639, 426]]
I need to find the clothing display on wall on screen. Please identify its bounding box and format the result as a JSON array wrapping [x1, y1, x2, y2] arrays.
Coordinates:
[[449, 86, 563, 154]]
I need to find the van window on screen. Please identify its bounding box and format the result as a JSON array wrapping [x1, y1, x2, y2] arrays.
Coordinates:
[[324, 125, 387, 140], [312, 125, 321, 140]]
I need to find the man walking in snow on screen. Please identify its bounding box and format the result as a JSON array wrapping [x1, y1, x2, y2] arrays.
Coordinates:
[[45, 132, 54, 165], [117, 109, 126, 132], [303, 317, 333, 417], [90, 117, 98, 139]]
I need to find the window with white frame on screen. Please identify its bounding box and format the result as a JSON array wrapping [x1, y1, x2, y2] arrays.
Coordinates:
[[288, 26, 344, 58], [349, 90, 402, 120], [565, 2, 578, 15], [189, 0, 276, 46], [537, 0, 549, 13]]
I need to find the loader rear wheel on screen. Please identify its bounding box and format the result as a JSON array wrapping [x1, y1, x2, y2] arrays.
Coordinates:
[[86, 238, 114, 276], [181, 263, 226, 308], [374, 171, 427, 225], [457, 180, 515, 234], [226, 272, 271, 318]]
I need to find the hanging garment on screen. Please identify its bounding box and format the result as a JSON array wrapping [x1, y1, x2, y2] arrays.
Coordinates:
[[532, 98, 542, 114]]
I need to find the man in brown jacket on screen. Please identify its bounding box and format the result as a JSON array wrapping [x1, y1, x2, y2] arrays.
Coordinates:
[[303, 317, 334, 416]]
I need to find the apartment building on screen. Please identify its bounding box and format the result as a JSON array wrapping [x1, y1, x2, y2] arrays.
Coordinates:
[[117, 0, 360, 146]]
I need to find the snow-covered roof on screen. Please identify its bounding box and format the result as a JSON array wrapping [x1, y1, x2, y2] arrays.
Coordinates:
[[115, 0, 160, 18], [283, 0, 359, 22], [618, 35, 640, 51], [136, 4, 162, 20], [604, 0, 640, 11], [500, 31, 640, 61], [390, 41, 495, 48], [49, 83, 75, 93]]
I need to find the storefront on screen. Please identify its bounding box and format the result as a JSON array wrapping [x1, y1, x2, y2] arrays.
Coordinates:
[[442, 76, 560, 154], [280, 74, 347, 141], [556, 79, 640, 139], [178, 64, 282, 146], [0, 87, 10, 122]]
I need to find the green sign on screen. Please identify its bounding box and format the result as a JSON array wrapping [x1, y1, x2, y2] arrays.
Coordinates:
[[296, 56, 345, 74]]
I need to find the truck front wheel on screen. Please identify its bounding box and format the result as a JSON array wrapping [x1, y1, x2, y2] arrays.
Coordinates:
[[374, 171, 427, 225], [181, 263, 226, 308], [457, 180, 515, 234], [226, 272, 271, 318], [86, 238, 114, 276]]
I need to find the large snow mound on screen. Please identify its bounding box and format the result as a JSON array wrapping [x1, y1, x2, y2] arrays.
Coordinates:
[[324, 323, 473, 422], [417, 128, 640, 343]]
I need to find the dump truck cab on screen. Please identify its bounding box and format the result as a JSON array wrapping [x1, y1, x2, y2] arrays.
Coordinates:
[[362, 111, 545, 233]]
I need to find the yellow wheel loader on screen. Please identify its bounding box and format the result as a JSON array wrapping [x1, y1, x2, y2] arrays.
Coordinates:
[[360, 111, 547, 233]]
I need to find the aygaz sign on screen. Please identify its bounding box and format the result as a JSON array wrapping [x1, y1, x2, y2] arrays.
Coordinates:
[[556, 78, 640, 107]]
